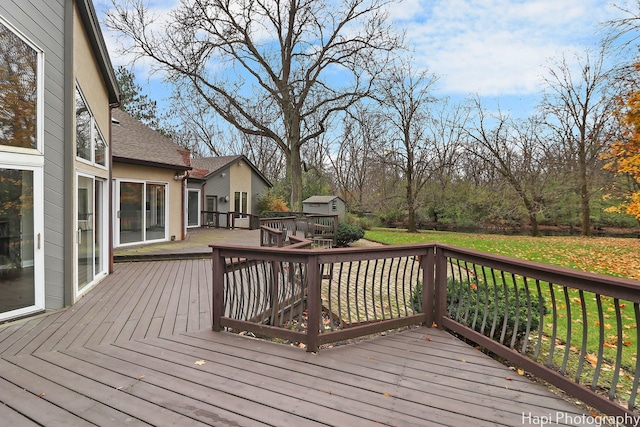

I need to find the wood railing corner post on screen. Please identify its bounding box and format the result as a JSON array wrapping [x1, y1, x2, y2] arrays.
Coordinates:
[[212, 247, 224, 332], [422, 246, 436, 326], [306, 253, 321, 353], [434, 244, 447, 329]]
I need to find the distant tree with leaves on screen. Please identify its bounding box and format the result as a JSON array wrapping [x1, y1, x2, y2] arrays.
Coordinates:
[[602, 62, 640, 222], [115, 66, 163, 131]]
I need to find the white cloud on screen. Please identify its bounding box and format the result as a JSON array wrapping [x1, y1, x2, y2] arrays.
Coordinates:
[[394, 0, 623, 97]]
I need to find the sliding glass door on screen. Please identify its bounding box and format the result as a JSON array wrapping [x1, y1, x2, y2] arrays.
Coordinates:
[[77, 174, 106, 295], [0, 166, 43, 320], [117, 180, 167, 246]]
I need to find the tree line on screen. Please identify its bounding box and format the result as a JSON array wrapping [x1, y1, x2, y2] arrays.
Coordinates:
[[107, 0, 640, 235]]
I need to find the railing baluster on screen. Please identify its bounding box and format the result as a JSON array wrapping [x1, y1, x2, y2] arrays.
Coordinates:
[[592, 294, 605, 392], [630, 303, 640, 410], [489, 268, 499, 340], [560, 285, 572, 375], [611, 298, 624, 401], [546, 283, 558, 368], [499, 271, 509, 345], [575, 289, 588, 384], [510, 273, 520, 349], [520, 277, 534, 355], [532, 279, 544, 361]]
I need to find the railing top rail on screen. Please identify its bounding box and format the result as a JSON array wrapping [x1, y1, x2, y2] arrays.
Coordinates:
[[210, 242, 435, 262], [438, 243, 640, 301]]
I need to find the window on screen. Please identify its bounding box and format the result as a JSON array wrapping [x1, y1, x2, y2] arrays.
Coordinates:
[[234, 191, 247, 214], [75, 87, 106, 166], [0, 20, 39, 150], [332, 200, 337, 211]]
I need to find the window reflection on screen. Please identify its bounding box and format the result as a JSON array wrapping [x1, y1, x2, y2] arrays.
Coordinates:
[[0, 22, 37, 149]]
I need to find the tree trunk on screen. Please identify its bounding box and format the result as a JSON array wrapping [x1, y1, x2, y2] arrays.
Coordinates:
[[579, 147, 591, 236], [290, 144, 303, 212]]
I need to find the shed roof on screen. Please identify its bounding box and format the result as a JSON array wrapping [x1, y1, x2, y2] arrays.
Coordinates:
[[303, 196, 344, 204], [111, 109, 190, 170]]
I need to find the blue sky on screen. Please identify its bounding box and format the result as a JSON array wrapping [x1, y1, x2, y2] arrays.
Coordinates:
[[97, 0, 632, 119]]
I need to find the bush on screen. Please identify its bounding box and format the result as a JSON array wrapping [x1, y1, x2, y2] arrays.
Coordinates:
[[344, 213, 379, 230], [411, 277, 546, 347], [256, 191, 289, 215], [336, 222, 365, 247]]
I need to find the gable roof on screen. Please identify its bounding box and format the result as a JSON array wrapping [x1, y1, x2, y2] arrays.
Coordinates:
[[303, 196, 345, 204], [111, 109, 190, 170], [190, 155, 272, 187], [76, 0, 119, 105]]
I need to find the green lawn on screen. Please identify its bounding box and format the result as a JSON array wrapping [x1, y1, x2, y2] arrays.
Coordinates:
[[365, 228, 640, 280]]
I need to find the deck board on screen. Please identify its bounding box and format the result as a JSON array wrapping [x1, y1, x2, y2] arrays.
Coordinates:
[[0, 259, 597, 426]]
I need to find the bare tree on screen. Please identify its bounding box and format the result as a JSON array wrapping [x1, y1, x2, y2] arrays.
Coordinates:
[[330, 102, 385, 212], [378, 61, 438, 232], [465, 98, 555, 236], [540, 47, 617, 235], [106, 0, 403, 210]]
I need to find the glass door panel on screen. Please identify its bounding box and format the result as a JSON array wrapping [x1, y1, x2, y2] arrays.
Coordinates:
[[187, 190, 200, 227], [119, 182, 143, 244], [0, 168, 35, 313], [146, 184, 165, 241], [77, 176, 93, 291]]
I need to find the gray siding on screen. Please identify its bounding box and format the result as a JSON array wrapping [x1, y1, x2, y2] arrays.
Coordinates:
[[0, 0, 67, 309], [204, 170, 231, 213]]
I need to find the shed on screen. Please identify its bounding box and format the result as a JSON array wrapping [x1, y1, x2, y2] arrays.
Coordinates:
[[302, 196, 346, 220]]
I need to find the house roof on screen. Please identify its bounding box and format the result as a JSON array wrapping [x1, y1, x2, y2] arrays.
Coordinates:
[[76, 0, 119, 105], [303, 196, 344, 204], [111, 108, 190, 170], [190, 155, 272, 187]]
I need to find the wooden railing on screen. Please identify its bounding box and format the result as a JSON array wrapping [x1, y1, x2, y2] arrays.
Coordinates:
[[259, 214, 338, 246], [202, 211, 260, 229], [211, 242, 640, 421]]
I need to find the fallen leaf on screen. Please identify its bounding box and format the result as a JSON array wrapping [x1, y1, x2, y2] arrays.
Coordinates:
[[38, 392, 46, 397], [383, 392, 392, 397], [505, 377, 513, 381], [136, 375, 145, 380], [194, 360, 206, 366], [116, 386, 123, 390], [517, 369, 525, 376], [425, 337, 432, 342], [432, 322, 438, 328]]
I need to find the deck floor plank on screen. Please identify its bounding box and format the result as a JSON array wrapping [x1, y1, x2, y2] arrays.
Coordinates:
[[0, 259, 596, 426]]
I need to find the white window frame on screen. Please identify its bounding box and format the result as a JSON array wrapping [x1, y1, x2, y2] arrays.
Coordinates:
[[75, 85, 108, 169], [114, 179, 169, 247], [187, 189, 201, 228], [0, 163, 44, 321], [0, 15, 44, 156]]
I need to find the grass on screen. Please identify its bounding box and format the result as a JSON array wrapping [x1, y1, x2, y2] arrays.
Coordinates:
[[365, 228, 640, 280], [366, 227, 640, 404]]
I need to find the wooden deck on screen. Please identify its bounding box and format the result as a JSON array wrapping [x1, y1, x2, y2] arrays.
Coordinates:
[[0, 259, 593, 426]]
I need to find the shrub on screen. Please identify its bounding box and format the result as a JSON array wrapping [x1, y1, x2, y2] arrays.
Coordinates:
[[336, 222, 365, 247], [344, 213, 379, 230], [256, 191, 289, 215], [411, 277, 546, 347]]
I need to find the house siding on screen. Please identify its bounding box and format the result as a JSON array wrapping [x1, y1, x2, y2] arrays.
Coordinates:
[[0, 0, 67, 309]]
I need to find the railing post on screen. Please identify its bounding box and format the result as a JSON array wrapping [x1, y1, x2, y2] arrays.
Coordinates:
[[212, 247, 224, 332], [434, 245, 447, 328], [306, 254, 321, 352], [421, 246, 435, 326]]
